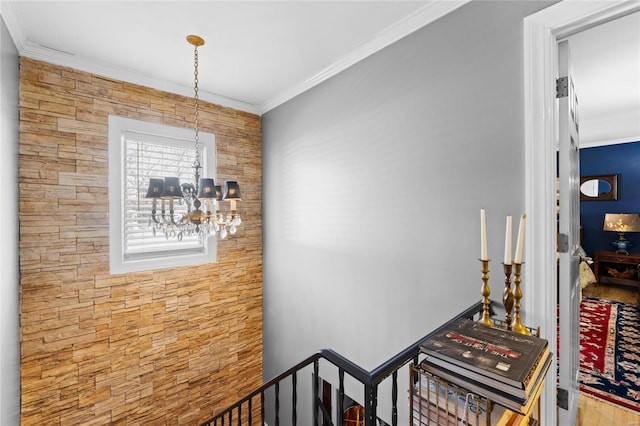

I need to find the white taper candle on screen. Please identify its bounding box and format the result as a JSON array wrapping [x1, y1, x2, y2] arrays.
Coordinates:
[[515, 214, 527, 264], [481, 209, 488, 260], [504, 215, 512, 265]]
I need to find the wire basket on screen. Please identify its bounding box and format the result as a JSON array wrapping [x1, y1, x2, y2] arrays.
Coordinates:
[[410, 364, 525, 426]]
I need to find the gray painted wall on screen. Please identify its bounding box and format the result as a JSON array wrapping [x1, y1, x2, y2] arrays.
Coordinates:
[[0, 14, 21, 426], [262, 1, 553, 423]]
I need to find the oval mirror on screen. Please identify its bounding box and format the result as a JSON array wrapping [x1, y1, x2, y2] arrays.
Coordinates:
[[579, 174, 618, 201], [580, 179, 611, 198]]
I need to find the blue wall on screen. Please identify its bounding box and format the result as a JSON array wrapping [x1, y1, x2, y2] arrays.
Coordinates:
[[580, 141, 640, 255]]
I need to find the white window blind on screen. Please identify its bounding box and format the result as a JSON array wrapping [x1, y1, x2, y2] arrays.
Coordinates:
[[108, 115, 216, 274], [122, 132, 203, 257]]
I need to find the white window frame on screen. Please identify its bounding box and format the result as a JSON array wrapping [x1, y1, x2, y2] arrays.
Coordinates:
[[108, 115, 216, 274]]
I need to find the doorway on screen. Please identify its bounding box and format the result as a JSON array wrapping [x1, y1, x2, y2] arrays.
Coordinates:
[[523, 1, 640, 425]]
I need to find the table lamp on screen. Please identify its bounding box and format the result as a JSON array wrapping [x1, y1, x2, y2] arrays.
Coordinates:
[[603, 213, 640, 254]]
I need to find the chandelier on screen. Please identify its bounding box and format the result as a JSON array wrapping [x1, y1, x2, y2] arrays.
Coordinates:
[[145, 35, 242, 241]]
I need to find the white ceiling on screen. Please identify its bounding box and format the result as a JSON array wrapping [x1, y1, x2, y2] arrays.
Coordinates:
[[2, 1, 639, 145]]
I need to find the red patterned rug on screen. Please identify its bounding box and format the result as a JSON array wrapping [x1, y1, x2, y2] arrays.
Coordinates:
[[580, 296, 640, 412]]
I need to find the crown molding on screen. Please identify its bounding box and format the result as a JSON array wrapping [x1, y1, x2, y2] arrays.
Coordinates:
[[258, 0, 471, 114], [18, 41, 261, 115], [580, 135, 640, 148]]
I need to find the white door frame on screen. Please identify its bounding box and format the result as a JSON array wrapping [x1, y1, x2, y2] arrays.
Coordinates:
[[523, 1, 640, 425]]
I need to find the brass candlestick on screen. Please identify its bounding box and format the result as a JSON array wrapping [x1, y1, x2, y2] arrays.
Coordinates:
[[502, 263, 514, 330], [511, 262, 531, 335], [479, 259, 493, 326]]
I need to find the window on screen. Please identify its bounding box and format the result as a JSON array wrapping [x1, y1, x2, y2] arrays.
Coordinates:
[[108, 115, 216, 274]]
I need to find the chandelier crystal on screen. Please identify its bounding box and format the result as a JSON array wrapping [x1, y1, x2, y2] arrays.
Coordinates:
[[145, 35, 242, 241]]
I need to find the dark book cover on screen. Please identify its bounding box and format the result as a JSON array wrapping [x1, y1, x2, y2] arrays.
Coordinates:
[[425, 349, 551, 398], [420, 317, 548, 389]]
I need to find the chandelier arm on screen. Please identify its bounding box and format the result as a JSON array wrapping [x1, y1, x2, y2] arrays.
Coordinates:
[[160, 199, 167, 223], [149, 198, 160, 224], [168, 198, 179, 226]]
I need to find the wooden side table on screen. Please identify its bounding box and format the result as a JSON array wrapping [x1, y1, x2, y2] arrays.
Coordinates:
[[593, 251, 640, 301]]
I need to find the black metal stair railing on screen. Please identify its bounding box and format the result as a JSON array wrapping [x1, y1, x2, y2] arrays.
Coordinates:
[[200, 301, 484, 426]]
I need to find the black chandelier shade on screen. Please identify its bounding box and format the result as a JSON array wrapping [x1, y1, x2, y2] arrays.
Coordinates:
[[145, 177, 241, 203]]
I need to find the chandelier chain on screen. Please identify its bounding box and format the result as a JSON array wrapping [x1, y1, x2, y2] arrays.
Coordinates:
[[193, 44, 201, 170]]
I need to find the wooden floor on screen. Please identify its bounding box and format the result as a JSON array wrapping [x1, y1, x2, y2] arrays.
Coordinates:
[[581, 282, 638, 305], [576, 283, 640, 426]]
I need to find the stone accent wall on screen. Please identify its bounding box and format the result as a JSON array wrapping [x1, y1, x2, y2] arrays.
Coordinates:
[[19, 57, 263, 425]]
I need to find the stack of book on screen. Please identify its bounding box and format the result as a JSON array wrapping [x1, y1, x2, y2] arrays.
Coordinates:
[[418, 317, 551, 417]]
